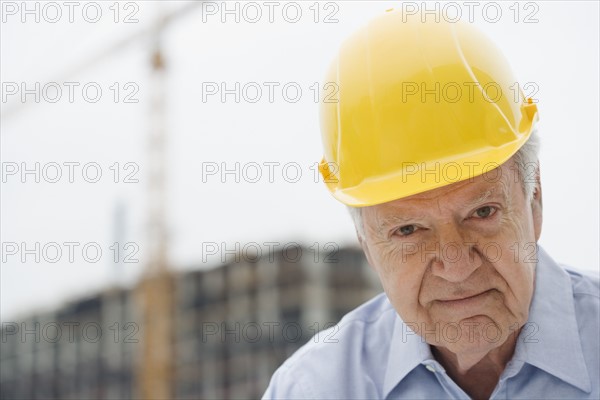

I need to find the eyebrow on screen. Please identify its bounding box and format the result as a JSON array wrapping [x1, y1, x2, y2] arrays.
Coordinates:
[[379, 214, 414, 226], [377, 213, 424, 231], [465, 189, 494, 208], [376, 186, 509, 230], [465, 186, 508, 208]]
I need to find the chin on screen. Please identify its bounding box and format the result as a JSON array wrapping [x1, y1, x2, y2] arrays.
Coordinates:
[[443, 332, 506, 357], [440, 319, 510, 357], [427, 314, 509, 352]]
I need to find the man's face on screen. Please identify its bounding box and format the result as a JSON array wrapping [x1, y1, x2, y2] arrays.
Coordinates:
[[359, 160, 543, 360]]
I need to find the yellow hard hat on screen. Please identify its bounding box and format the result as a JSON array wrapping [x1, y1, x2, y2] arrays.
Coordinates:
[[318, 10, 539, 207]]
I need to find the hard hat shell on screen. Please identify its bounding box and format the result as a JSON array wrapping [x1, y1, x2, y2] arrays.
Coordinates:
[[318, 10, 539, 207]]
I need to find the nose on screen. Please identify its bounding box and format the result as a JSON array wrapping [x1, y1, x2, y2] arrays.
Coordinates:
[[429, 222, 482, 283]]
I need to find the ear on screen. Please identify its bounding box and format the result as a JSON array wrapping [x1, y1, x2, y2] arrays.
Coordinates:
[[531, 166, 543, 241]]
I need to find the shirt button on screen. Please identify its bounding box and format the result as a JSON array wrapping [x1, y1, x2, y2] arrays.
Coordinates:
[[425, 364, 436, 373]]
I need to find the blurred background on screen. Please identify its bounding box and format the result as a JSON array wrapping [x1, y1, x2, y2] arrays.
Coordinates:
[[1, 1, 598, 399]]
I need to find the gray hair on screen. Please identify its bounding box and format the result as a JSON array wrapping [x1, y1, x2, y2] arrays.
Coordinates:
[[348, 130, 541, 238]]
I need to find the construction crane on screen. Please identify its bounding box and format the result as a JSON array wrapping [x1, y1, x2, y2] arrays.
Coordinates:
[[134, 15, 175, 398], [3, 3, 203, 398]]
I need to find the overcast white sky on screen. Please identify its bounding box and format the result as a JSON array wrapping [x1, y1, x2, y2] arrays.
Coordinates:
[[1, 1, 599, 321]]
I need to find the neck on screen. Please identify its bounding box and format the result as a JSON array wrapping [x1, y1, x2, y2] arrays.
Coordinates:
[[431, 334, 518, 400]]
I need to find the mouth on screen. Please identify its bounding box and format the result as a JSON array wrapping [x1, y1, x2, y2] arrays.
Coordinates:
[[436, 289, 495, 307]]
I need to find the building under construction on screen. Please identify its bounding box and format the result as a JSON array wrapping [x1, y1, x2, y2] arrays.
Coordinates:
[[1, 5, 383, 399], [0, 245, 382, 399]]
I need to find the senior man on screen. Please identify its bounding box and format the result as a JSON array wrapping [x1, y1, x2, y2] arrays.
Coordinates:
[[263, 10, 599, 400]]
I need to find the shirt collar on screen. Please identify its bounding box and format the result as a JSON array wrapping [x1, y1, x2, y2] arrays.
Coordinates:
[[382, 244, 591, 397], [511, 244, 592, 393], [383, 309, 433, 397]]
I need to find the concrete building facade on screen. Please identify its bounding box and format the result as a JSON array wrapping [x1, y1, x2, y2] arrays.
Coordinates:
[[1, 245, 381, 399]]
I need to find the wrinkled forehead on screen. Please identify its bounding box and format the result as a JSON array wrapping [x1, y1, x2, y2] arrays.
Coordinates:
[[365, 162, 517, 221]]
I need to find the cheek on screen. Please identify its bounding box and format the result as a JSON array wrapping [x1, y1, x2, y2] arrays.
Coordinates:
[[495, 243, 536, 310], [498, 191, 538, 245], [372, 244, 428, 317], [478, 207, 537, 313], [491, 213, 537, 286]]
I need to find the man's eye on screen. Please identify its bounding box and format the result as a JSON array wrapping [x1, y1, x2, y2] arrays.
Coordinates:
[[473, 206, 495, 219], [396, 225, 416, 236]]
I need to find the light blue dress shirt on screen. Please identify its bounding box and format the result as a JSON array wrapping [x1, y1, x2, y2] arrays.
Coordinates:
[[262, 246, 599, 399]]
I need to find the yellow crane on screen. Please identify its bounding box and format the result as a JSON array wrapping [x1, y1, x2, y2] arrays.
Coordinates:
[[134, 36, 175, 399]]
